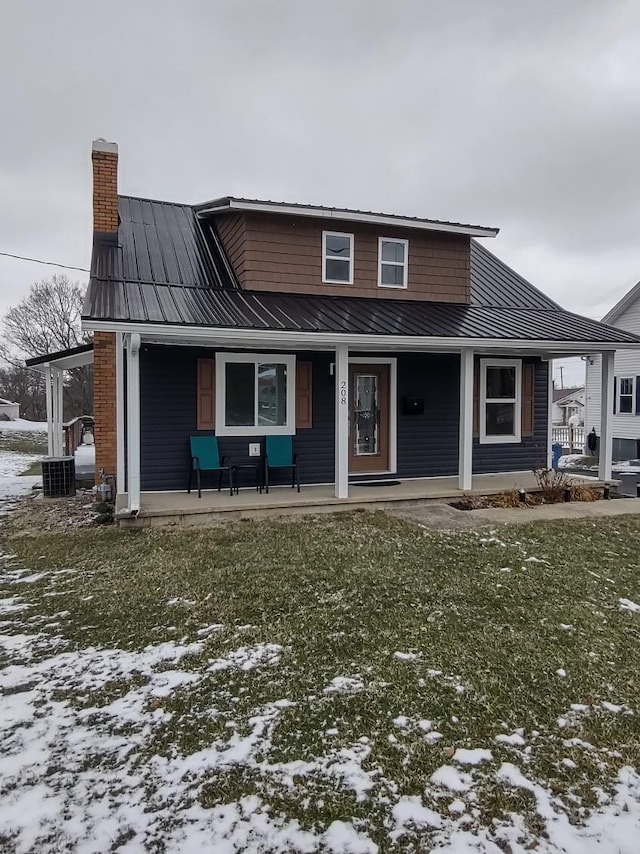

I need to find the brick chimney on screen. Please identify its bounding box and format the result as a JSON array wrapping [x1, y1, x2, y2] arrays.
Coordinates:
[[91, 138, 119, 236], [91, 139, 119, 487]]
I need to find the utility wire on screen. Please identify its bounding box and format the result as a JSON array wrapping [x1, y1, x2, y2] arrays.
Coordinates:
[[0, 251, 89, 273]]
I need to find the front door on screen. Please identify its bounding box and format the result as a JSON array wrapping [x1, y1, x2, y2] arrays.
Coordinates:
[[348, 364, 390, 474]]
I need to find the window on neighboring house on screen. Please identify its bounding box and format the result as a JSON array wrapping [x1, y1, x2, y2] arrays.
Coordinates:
[[378, 237, 408, 288], [215, 353, 296, 436], [618, 377, 635, 414], [322, 231, 354, 284], [480, 359, 522, 444]]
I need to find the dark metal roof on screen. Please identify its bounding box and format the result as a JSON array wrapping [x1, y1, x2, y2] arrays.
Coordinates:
[[83, 196, 640, 346], [26, 343, 94, 368], [83, 281, 640, 344], [91, 196, 239, 290], [194, 196, 498, 237], [470, 241, 559, 310]]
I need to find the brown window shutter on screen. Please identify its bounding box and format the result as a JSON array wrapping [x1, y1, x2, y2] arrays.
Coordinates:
[[521, 363, 535, 437], [472, 361, 480, 438], [296, 361, 312, 428], [197, 358, 215, 430]]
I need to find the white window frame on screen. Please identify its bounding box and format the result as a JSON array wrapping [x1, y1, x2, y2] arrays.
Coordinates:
[[378, 237, 409, 289], [322, 231, 354, 285], [215, 353, 296, 436], [479, 358, 522, 444], [617, 376, 635, 415]]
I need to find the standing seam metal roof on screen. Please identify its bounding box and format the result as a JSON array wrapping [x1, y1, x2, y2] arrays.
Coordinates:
[[83, 196, 640, 345]]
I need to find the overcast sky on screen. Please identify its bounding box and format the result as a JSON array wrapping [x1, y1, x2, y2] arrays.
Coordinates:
[[2, 0, 639, 385]]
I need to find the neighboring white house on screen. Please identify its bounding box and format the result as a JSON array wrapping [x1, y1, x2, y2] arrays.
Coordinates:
[[552, 386, 584, 425], [585, 280, 640, 460], [0, 398, 20, 420]]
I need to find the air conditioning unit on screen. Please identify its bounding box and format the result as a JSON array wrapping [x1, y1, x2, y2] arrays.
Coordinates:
[[41, 456, 76, 498]]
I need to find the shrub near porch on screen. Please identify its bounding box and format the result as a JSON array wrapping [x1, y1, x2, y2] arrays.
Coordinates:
[[0, 512, 639, 851]]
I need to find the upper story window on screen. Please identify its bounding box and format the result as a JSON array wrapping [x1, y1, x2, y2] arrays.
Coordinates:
[[378, 237, 408, 288], [479, 359, 522, 444], [322, 231, 354, 284], [617, 377, 635, 414]]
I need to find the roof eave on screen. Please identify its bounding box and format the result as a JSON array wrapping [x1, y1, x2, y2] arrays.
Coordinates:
[[26, 342, 94, 372], [195, 198, 499, 238], [81, 318, 638, 353], [601, 280, 640, 325]]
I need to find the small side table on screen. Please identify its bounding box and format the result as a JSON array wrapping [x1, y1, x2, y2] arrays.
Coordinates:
[[231, 463, 263, 495]]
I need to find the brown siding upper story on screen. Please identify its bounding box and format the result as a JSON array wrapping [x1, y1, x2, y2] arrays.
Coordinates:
[[214, 211, 470, 303]]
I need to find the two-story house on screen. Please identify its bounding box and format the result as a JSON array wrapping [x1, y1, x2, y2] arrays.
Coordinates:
[[80, 140, 638, 522], [585, 280, 640, 460]]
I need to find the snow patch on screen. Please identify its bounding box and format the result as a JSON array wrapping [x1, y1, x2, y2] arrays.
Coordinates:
[[208, 642, 283, 672], [324, 675, 364, 695], [391, 795, 442, 840], [393, 651, 420, 661], [452, 748, 493, 766], [495, 730, 526, 747], [323, 820, 378, 853], [619, 598, 640, 614], [430, 765, 473, 792]]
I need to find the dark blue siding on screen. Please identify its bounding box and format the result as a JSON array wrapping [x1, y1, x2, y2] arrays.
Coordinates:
[[395, 354, 459, 477], [140, 346, 335, 491], [139, 346, 548, 491], [473, 359, 548, 474]]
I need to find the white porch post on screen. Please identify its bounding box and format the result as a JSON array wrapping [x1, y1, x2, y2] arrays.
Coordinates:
[[44, 365, 54, 456], [53, 367, 64, 457], [599, 350, 614, 482], [334, 344, 349, 499], [547, 358, 554, 468], [115, 332, 125, 494], [458, 348, 474, 490], [126, 333, 142, 512]]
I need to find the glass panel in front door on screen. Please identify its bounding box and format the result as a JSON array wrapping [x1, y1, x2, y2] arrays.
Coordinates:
[[354, 374, 379, 456]]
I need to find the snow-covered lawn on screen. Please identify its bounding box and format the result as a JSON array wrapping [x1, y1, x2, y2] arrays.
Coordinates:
[[0, 450, 42, 501], [1, 511, 639, 851], [0, 422, 46, 500]]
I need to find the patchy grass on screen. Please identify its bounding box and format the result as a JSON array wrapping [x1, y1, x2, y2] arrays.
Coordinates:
[[1, 511, 639, 851], [18, 460, 42, 477], [0, 431, 48, 455]]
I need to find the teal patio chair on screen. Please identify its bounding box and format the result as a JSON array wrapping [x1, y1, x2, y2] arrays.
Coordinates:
[[188, 436, 233, 498], [264, 435, 300, 493]]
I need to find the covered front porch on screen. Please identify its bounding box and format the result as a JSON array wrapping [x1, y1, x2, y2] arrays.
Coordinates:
[[114, 470, 606, 527], [110, 325, 618, 521]]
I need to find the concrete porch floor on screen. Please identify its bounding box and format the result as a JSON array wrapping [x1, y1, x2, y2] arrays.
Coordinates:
[[115, 471, 605, 527]]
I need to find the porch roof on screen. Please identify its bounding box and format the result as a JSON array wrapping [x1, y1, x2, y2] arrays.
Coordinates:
[[25, 342, 94, 372], [83, 282, 640, 347]]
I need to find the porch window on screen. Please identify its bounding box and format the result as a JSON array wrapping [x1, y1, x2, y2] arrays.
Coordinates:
[[378, 237, 408, 288], [617, 377, 635, 414], [479, 359, 522, 444], [215, 353, 296, 436], [322, 231, 354, 284]]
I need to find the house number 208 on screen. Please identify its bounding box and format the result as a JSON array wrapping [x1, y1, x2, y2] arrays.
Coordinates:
[[340, 381, 348, 404]]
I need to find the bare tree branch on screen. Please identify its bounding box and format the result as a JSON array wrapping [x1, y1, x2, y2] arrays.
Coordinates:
[[1, 275, 93, 420]]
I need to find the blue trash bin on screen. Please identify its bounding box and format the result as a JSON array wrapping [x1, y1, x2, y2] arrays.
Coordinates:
[[551, 442, 562, 471]]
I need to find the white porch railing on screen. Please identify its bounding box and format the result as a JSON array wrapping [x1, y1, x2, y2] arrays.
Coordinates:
[[552, 425, 585, 453]]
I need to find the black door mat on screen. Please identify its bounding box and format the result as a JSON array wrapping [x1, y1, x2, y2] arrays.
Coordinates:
[[351, 480, 401, 487]]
